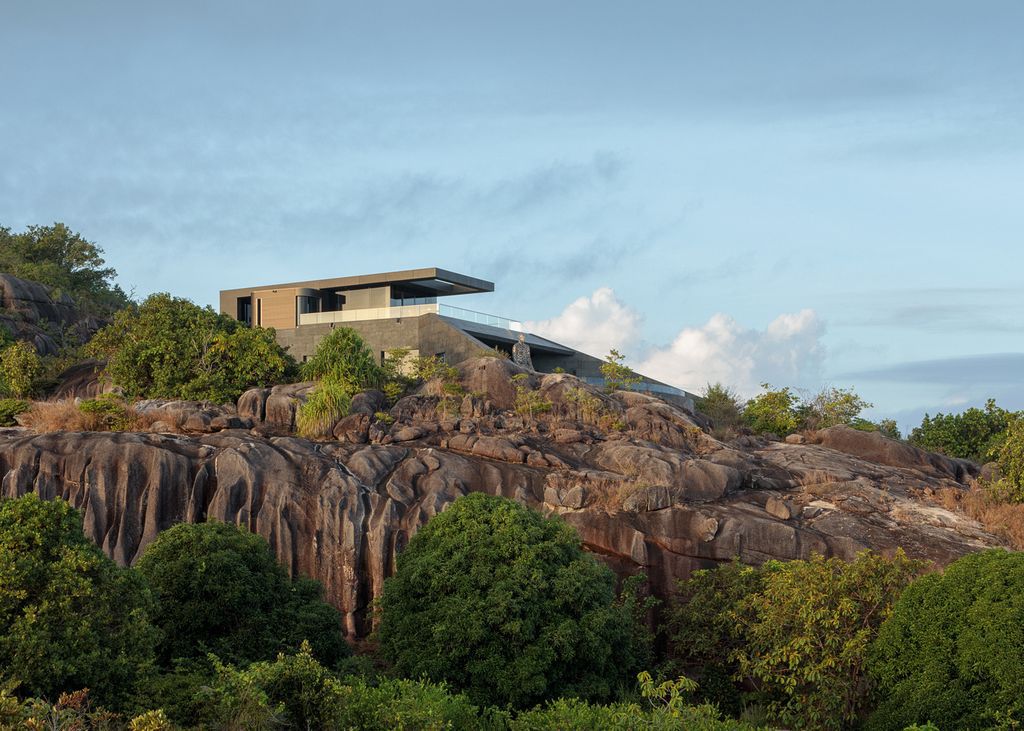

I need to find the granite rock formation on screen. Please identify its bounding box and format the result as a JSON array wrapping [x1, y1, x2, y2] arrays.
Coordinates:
[[0, 357, 1001, 638], [0, 273, 102, 356]]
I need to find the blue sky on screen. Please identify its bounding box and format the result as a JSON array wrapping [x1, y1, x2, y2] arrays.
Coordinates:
[[2, 1, 1022, 430]]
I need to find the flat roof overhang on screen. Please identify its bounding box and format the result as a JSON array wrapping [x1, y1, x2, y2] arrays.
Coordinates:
[[220, 267, 494, 299], [442, 317, 575, 356]]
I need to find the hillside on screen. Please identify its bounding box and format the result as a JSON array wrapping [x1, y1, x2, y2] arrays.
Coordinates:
[[0, 356, 999, 637]]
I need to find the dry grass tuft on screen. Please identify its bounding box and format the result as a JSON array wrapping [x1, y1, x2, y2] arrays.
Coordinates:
[[936, 486, 1024, 550], [20, 398, 148, 433]]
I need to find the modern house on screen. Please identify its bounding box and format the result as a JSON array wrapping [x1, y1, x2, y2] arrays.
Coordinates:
[[219, 267, 694, 408]]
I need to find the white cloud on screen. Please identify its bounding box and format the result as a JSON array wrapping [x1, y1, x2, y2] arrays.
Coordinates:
[[525, 287, 642, 357], [528, 288, 825, 397]]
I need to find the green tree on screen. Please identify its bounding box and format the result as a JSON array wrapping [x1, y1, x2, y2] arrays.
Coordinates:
[[0, 222, 130, 315], [301, 328, 383, 390], [0, 494, 157, 709], [868, 550, 1024, 730], [989, 415, 1024, 501], [696, 383, 744, 435], [907, 399, 1015, 462], [803, 386, 873, 430], [599, 349, 642, 393], [0, 341, 41, 398], [87, 293, 293, 403], [134, 521, 348, 669], [733, 551, 923, 730], [744, 384, 799, 436], [667, 559, 764, 714], [378, 492, 648, 709]]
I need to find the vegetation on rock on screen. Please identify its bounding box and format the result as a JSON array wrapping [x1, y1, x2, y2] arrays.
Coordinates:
[[908, 398, 1014, 462], [600, 348, 641, 393], [0, 222, 130, 315], [135, 521, 347, 669], [0, 494, 157, 711], [378, 492, 650, 709], [868, 550, 1024, 729], [87, 293, 294, 403]]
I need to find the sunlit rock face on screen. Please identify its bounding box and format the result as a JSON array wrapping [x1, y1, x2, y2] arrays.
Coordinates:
[[0, 358, 999, 638]]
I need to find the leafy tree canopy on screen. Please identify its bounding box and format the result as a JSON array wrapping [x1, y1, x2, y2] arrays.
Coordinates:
[[87, 293, 295, 403], [0, 494, 157, 710], [378, 492, 648, 709], [733, 550, 922, 730], [0, 223, 129, 315], [907, 398, 1015, 463], [134, 521, 348, 669], [744, 383, 800, 436], [868, 550, 1024, 730]]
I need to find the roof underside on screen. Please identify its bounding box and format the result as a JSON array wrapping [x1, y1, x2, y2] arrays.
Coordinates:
[[221, 267, 494, 298]]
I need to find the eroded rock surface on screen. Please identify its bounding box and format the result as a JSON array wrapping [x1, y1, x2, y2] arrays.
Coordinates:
[[0, 359, 1003, 638]]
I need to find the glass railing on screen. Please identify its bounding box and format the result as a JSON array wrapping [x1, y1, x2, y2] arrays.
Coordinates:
[[298, 303, 441, 325], [297, 302, 525, 332], [437, 304, 524, 332]]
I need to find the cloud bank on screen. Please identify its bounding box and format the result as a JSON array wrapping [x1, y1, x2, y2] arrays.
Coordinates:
[[527, 288, 826, 396]]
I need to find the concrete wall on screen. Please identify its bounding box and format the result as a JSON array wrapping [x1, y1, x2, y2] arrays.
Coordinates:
[[274, 313, 488, 365]]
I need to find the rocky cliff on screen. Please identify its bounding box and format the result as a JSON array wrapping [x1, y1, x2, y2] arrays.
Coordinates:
[[0, 273, 102, 355], [0, 358, 1000, 637]]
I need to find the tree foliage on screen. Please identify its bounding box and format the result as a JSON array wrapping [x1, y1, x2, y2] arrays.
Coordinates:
[[378, 492, 648, 709], [0, 494, 157, 710], [990, 415, 1024, 502], [134, 521, 348, 669], [667, 559, 764, 713], [301, 328, 383, 390], [744, 383, 800, 436], [0, 222, 130, 315], [600, 349, 641, 393], [733, 551, 923, 730], [907, 398, 1015, 462], [0, 341, 42, 398], [868, 550, 1024, 730], [695, 382, 744, 434], [802, 386, 873, 430], [87, 293, 294, 403]]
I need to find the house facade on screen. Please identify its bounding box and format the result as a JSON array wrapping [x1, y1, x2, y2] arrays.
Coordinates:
[[219, 267, 694, 409]]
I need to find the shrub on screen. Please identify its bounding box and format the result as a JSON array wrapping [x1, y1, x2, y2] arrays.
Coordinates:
[[696, 382, 744, 435], [988, 416, 1024, 502], [87, 293, 294, 403], [599, 348, 641, 393], [802, 386, 873, 430], [296, 379, 351, 439], [868, 550, 1024, 729], [512, 373, 552, 426], [0, 341, 41, 398], [743, 384, 799, 436], [78, 393, 136, 430], [0, 398, 28, 426], [134, 521, 348, 669], [0, 494, 157, 710], [667, 560, 764, 714], [733, 550, 923, 730], [378, 492, 648, 709], [907, 399, 1015, 462], [301, 328, 383, 390]]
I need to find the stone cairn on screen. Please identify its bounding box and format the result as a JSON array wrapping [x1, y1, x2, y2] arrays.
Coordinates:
[[512, 332, 534, 370]]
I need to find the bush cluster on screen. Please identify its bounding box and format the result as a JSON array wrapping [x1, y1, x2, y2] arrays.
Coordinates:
[[87, 293, 295, 404]]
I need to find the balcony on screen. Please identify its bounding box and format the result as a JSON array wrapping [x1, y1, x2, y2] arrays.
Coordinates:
[[297, 302, 525, 332]]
